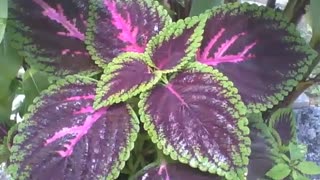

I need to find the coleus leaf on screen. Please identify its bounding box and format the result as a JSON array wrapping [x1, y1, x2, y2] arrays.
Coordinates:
[[94, 53, 162, 109], [8, 0, 99, 76], [248, 113, 283, 161], [135, 163, 221, 180], [267, 108, 296, 146], [86, 0, 171, 67], [145, 15, 205, 73], [247, 127, 274, 180], [196, 3, 318, 113], [8, 76, 139, 179], [138, 63, 251, 179], [248, 112, 293, 178]]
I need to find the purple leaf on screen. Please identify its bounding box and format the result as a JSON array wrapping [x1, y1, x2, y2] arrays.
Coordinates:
[[139, 63, 251, 179], [267, 108, 296, 146], [86, 0, 172, 67], [7, 76, 139, 179], [248, 127, 274, 180], [8, 0, 99, 76], [136, 163, 221, 180], [94, 53, 162, 109], [145, 16, 205, 73], [196, 3, 317, 112]]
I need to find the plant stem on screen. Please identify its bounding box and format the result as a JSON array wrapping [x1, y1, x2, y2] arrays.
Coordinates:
[[283, 0, 310, 24], [267, 0, 276, 8]]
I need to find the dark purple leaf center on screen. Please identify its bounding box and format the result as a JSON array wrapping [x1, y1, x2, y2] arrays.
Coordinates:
[[44, 95, 106, 158], [166, 83, 188, 106]]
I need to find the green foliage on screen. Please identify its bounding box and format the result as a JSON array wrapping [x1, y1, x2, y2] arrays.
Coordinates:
[[266, 163, 291, 180], [0, 138, 10, 163], [307, 0, 320, 47], [250, 108, 320, 179], [0, 0, 7, 44], [0, 38, 22, 125], [289, 142, 307, 161], [296, 161, 320, 175], [20, 69, 50, 115], [2, 0, 320, 179], [189, 0, 223, 16], [266, 141, 320, 180]]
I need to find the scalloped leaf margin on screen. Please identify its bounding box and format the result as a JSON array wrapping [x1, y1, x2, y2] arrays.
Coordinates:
[[267, 108, 296, 146], [8, 0, 100, 76], [196, 2, 318, 113], [85, 0, 172, 67], [145, 15, 206, 73], [8, 76, 139, 180], [138, 63, 251, 180], [94, 53, 162, 109]]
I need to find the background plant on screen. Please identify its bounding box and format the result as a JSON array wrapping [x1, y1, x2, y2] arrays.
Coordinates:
[[0, 0, 320, 180]]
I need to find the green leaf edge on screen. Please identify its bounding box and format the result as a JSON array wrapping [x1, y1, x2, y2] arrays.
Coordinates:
[[295, 161, 320, 175], [202, 2, 318, 113], [94, 52, 162, 109], [6, 2, 100, 77], [138, 62, 251, 180], [268, 108, 296, 146], [106, 104, 140, 180], [265, 163, 291, 180], [144, 14, 206, 73], [85, 0, 172, 68], [7, 75, 140, 180], [248, 113, 287, 164]]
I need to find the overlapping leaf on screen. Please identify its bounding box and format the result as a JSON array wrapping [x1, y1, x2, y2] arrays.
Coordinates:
[[8, 0, 99, 76], [267, 108, 296, 146], [248, 126, 274, 180], [135, 163, 220, 180], [8, 76, 139, 180], [196, 3, 318, 112], [145, 15, 205, 73], [86, 0, 171, 67], [139, 63, 250, 179], [94, 53, 162, 109], [247, 113, 289, 179]]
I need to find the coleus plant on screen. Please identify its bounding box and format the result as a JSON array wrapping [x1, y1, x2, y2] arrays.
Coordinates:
[[249, 108, 320, 180], [4, 0, 319, 179]]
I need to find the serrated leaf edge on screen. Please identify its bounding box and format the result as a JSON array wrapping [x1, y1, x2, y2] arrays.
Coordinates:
[[85, 0, 172, 68], [201, 2, 318, 113], [7, 75, 140, 180], [93, 52, 162, 109], [145, 14, 207, 73], [138, 62, 251, 180]]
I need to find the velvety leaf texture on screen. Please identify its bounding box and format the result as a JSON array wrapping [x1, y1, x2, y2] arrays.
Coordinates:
[[267, 108, 296, 146], [94, 53, 162, 109], [145, 15, 205, 73], [248, 113, 283, 169], [136, 163, 221, 180], [8, 77, 139, 180], [86, 0, 171, 67], [247, 127, 274, 180], [139, 63, 251, 179], [196, 3, 318, 112], [8, 0, 99, 76]]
